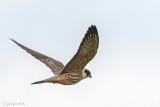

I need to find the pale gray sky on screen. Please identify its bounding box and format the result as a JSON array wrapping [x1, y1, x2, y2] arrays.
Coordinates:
[[0, 0, 160, 107]]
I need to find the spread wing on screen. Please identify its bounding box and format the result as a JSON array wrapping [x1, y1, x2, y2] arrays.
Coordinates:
[[60, 25, 99, 74], [10, 39, 64, 75]]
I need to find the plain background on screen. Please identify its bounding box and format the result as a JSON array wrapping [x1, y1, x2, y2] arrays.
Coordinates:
[[0, 0, 160, 107]]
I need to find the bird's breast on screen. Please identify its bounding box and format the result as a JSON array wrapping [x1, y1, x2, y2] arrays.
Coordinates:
[[57, 73, 82, 85]]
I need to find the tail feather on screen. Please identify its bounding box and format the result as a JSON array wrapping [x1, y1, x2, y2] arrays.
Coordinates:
[[31, 80, 49, 84], [31, 77, 56, 85]]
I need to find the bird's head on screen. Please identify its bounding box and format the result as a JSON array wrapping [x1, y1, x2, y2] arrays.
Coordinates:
[[83, 69, 92, 78]]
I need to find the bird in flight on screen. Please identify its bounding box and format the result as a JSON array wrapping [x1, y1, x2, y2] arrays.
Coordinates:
[[10, 25, 99, 85]]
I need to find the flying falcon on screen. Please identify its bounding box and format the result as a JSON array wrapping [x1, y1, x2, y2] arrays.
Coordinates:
[[10, 25, 99, 85]]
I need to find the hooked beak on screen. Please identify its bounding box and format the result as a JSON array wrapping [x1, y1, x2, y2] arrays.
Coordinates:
[[89, 75, 92, 78]]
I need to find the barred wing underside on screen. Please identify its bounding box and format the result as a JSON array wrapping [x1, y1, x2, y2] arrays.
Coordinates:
[[61, 25, 99, 74]]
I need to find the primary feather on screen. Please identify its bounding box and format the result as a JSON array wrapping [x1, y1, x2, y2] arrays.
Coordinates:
[[60, 25, 99, 74], [10, 38, 64, 75]]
